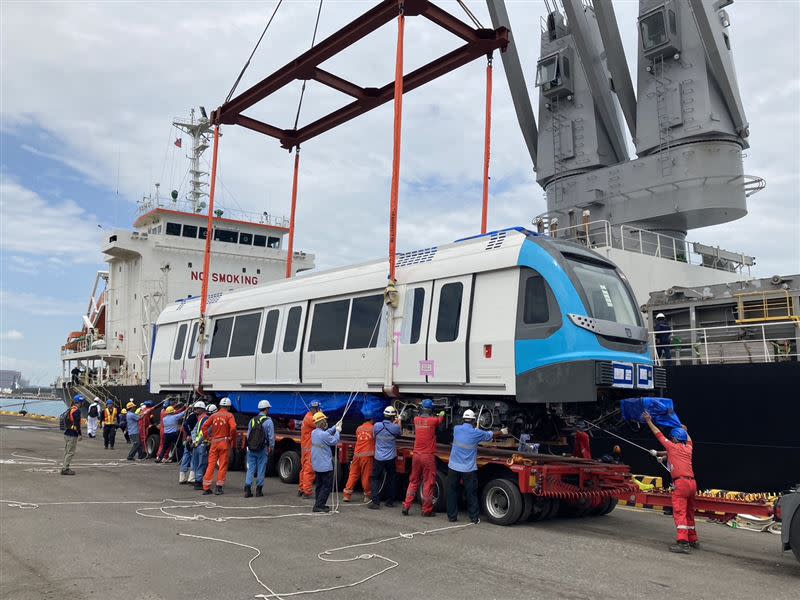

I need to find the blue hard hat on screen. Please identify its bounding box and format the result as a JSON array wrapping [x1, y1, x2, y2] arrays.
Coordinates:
[[671, 427, 688, 442], [143, 401, 153, 407], [421, 399, 433, 410], [73, 395, 85, 403], [106, 400, 113, 405]]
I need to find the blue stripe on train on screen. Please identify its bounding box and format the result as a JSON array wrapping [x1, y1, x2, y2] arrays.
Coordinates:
[[218, 391, 390, 419]]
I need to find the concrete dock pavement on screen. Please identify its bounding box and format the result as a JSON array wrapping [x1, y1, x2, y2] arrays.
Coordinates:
[[1, 413, 797, 600]]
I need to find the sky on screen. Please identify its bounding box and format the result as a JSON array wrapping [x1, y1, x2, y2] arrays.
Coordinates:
[[1, 0, 799, 385]]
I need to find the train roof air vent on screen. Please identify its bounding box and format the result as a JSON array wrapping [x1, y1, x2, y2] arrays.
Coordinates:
[[485, 230, 507, 250], [396, 246, 437, 267]]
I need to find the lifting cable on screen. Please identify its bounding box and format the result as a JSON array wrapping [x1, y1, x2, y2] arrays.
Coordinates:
[[481, 53, 493, 234], [584, 419, 670, 473], [456, 0, 483, 28], [285, 0, 324, 279], [388, 1, 406, 283], [225, 0, 285, 104]]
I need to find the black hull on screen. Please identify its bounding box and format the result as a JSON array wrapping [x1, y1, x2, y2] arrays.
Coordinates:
[[593, 362, 800, 492]]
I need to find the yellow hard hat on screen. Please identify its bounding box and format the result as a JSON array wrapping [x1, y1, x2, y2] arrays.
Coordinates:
[[165, 406, 175, 414], [126, 401, 135, 409], [313, 412, 328, 424], [121, 409, 127, 415]]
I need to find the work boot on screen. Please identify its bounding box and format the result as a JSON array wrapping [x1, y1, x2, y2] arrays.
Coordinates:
[[60, 469, 75, 476], [312, 506, 331, 513], [155, 458, 162, 464], [422, 512, 436, 518], [368, 503, 380, 510], [297, 490, 304, 497], [179, 472, 187, 484], [384, 502, 395, 508], [342, 493, 352, 503], [194, 482, 203, 490], [689, 541, 701, 549], [202, 489, 213, 495], [255, 486, 263, 497], [401, 508, 409, 516], [214, 486, 224, 495], [363, 496, 372, 504], [187, 471, 195, 483], [244, 485, 253, 498], [669, 542, 691, 554], [301, 493, 313, 499]]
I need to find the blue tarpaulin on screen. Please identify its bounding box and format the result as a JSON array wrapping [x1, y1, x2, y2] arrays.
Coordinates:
[[223, 391, 390, 421], [621, 397, 683, 430]]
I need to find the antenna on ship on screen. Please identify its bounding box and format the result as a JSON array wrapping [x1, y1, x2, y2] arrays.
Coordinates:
[[172, 107, 213, 214]]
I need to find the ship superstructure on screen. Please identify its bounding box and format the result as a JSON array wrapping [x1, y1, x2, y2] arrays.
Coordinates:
[[59, 110, 314, 402]]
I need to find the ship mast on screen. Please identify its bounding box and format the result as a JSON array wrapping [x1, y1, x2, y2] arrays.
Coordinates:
[[173, 108, 213, 214]]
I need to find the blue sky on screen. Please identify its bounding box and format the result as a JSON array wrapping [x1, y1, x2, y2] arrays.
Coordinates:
[[1, 1, 798, 385]]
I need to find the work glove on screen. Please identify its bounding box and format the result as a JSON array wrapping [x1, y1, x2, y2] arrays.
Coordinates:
[[500, 427, 509, 435], [649, 449, 658, 457], [438, 411, 446, 417], [335, 422, 343, 433]]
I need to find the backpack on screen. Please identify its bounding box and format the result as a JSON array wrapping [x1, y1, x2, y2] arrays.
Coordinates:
[[88, 404, 98, 418], [58, 410, 70, 431], [247, 416, 268, 452]]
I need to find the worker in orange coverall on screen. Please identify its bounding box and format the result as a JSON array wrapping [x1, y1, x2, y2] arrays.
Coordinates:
[[343, 415, 375, 502], [201, 397, 237, 496], [643, 411, 698, 554], [402, 399, 446, 517], [298, 401, 321, 498]]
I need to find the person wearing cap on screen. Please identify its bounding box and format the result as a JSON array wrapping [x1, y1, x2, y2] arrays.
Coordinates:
[[310, 412, 341, 512], [402, 399, 446, 517], [156, 404, 186, 463], [201, 398, 237, 495], [102, 400, 119, 450], [446, 410, 507, 524], [61, 395, 84, 475], [178, 401, 204, 484], [126, 401, 145, 461], [298, 401, 321, 498], [191, 403, 215, 489], [343, 414, 375, 503], [643, 411, 698, 554], [369, 406, 402, 510], [654, 313, 672, 361], [244, 400, 275, 498]]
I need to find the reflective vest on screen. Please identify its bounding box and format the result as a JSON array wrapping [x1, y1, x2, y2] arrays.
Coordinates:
[[103, 407, 118, 426]]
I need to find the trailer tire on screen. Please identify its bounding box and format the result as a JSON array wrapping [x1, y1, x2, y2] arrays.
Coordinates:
[[145, 434, 160, 458], [518, 495, 534, 523], [526, 497, 550, 522], [481, 478, 524, 526], [543, 499, 560, 520], [416, 470, 447, 513], [791, 511, 800, 563], [559, 498, 592, 518], [278, 450, 301, 484], [599, 498, 618, 516]]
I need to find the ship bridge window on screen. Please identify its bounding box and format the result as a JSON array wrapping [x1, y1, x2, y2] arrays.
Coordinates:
[[173, 324, 188, 360], [239, 232, 253, 245], [260, 309, 279, 354], [535, 55, 559, 87], [208, 316, 234, 358], [436, 282, 463, 343], [166, 222, 182, 236], [253, 234, 267, 247], [268, 237, 281, 248], [347, 294, 384, 349], [229, 312, 261, 357], [182, 224, 198, 238], [214, 229, 238, 243], [566, 257, 639, 326], [199, 227, 208, 240], [640, 10, 667, 51], [309, 299, 350, 352]]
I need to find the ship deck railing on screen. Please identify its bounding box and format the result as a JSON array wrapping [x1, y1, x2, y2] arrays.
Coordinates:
[[650, 320, 800, 366], [137, 197, 290, 229], [540, 218, 753, 275]]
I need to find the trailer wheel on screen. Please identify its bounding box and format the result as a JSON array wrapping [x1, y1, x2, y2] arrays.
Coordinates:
[[415, 470, 447, 513], [278, 450, 301, 484], [145, 434, 160, 458], [543, 499, 560, 520], [559, 498, 592, 518], [518, 495, 534, 523], [481, 479, 524, 526], [526, 497, 550, 522], [790, 511, 800, 563], [599, 498, 618, 516]]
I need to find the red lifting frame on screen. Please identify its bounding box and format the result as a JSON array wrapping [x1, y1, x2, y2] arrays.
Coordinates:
[[210, 0, 509, 150]]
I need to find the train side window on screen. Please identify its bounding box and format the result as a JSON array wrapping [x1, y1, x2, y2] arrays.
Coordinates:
[[523, 275, 549, 324], [436, 282, 463, 343], [187, 322, 199, 358], [229, 312, 261, 357], [260, 309, 279, 354], [309, 299, 350, 352], [347, 294, 383, 349], [283, 306, 302, 352], [173, 323, 188, 360], [410, 288, 425, 344], [208, 317, 234, 358]]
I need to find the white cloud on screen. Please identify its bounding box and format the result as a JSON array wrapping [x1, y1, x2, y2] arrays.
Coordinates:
[[0, 289, 83, 317], [0, 329, 24, 341]]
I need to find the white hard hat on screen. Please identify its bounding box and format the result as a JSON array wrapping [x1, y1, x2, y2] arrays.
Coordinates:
[[258, 400, 271, 410], [383, 406, 398, 417], [206, 404, 217, 413], [193, 400, 206, 410], [94, 397, 100, 402], [220, 397, 232, 407], [462, 409, 477, 420], [656, 313, 666, 319]]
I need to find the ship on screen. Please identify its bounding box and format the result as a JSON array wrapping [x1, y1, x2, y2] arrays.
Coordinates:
[[57, 109, 315, 406]]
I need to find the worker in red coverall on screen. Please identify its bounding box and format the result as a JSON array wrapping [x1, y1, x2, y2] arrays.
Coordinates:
[[643, 411, 698, 554], [343, 416, 375, 502], [572, 420, 592, 459], [201, 397, 237, 495], [298, 401, 321, 498], [402, 399, 446, 517]]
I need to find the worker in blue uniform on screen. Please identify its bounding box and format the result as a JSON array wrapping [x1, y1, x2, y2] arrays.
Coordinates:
[[311, 412, 341, 512], [447, 409, 507, 523], [244, 400, 275, 498], [369, 406, 401, 510]]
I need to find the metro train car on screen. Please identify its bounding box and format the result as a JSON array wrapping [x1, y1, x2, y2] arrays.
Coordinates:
[[149, 227, 661, 438]]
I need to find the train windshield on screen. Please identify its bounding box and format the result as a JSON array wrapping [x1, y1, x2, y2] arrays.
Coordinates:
[[566, 258, 639, 326]]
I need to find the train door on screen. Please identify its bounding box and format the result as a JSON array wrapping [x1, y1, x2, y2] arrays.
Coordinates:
[[254, 307, 281, 383], [276, 303, 306, 383], [426, 275, 473, 384], [394, 282, 432, 384], [168, 322, 190, 385], [150, 323, 176, 388]]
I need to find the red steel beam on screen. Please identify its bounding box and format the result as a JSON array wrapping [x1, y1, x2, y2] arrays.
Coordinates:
[[310, 68, 369, 98]]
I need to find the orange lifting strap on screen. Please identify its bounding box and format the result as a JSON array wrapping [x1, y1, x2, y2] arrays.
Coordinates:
[[388, 3, 406, 283], [481, 54, 493, 235], [285, 149, 301, 278], [200, 125, 221, 318]]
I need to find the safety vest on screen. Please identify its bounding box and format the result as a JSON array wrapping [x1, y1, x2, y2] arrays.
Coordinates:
[[68, 406, 80, 431], [103, 407, 118, 426]]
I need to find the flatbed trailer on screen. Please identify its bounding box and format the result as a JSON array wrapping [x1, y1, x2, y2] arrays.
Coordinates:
[[620, 490, 775, 523]]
